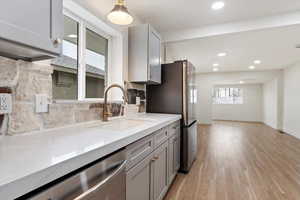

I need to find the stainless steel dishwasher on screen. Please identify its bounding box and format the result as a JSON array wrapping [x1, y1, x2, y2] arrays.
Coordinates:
[[28, 149, 127, 200]]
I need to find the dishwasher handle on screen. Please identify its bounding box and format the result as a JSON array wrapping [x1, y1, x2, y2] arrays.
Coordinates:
[[73, 160, 127, 200]]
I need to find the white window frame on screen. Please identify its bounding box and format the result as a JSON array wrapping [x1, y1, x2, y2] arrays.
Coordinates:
[[62, 10, 112, 102], [213, 87, 243, 105]]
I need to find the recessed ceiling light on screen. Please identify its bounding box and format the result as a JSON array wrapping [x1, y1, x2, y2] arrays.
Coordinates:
[[213, 63, 219, 67], [254, 60, 261, 64], [213, 67, 219, 72], [211, 1, 225, 10], [218, 52, 227, 57], [249, 65, 256, 70], [239, 81, 245, 84], [68, 34, 78, 38]]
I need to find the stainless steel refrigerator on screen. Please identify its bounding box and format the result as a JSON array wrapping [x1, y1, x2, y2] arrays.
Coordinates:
[[146, 60, 197, 173]]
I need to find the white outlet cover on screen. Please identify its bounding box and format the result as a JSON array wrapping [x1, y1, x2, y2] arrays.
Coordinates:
[[35, 94, 49, 113], [0, 94, 12, 114]]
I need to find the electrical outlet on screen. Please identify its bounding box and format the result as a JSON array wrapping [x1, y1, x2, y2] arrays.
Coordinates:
[[35, 94, 49, 113], [0, 94, 12, 114]]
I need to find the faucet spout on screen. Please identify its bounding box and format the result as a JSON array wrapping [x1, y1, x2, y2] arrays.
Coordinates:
[[102, 84, 128, 122]]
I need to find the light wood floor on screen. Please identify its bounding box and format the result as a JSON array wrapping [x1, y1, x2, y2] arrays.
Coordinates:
[[164, 121, 300, 200]]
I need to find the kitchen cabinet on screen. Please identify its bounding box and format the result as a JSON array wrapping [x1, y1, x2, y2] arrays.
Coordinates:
[[153, 141, 169, 200], [126, 141, 169, 200], [128, 24, 161, 84], [168, 128, 181, 184], [0, 0, 63, 61], [126, 120, 181, 200], [126, 153, 153, 200], [126, 135, 154, 170]]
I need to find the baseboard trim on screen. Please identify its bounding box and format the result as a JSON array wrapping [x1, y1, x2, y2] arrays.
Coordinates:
[[213, 119, 263, 124], [262, 123, 285, 133], [198, 123, 212, 126]]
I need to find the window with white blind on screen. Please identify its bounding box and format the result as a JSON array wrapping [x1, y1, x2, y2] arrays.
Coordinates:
[[213, 88, 243, 104]]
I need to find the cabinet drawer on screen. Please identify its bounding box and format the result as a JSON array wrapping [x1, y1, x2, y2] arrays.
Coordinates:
[[168, 121, 180, 137], [154, 128, 169, 148], [126, 135, 154, 170]]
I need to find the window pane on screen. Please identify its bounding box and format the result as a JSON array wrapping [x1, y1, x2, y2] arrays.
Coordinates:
[[213, 87, 243, 105], [51, 16, 78, 100], [85, 28, 107, 98]]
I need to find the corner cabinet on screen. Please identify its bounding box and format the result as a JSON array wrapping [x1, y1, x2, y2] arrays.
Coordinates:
[[0, 0, 63, 61], [128, 24, 161, 85], [126, 120, 181, 200]]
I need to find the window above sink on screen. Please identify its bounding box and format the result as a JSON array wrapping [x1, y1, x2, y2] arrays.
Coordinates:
[[51, 11, 111, 101]]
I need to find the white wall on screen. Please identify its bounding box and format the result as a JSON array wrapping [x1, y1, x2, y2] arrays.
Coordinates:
[[263, 79, 278, 128], [212, 84, 263, 122], [195, 70, 282, 124], [283, 63, 300, 138]]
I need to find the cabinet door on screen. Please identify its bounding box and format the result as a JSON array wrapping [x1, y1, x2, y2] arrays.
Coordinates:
[[168, 131, 180, 185], [126, 154, 154, 200], [174, 131, 181, 172], [148, 27, 161, 84], [168, 137, 175, 185], [153, 141, 169, 200], [0, 0, 63, 56]]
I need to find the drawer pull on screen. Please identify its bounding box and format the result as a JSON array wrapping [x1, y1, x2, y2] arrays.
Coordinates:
[[173, 126, 180, 129], [151, 156, 159, 162], [53, 38, 62, 45]]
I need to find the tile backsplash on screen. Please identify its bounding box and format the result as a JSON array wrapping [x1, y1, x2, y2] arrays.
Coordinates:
[[0, 56, 122, 135]]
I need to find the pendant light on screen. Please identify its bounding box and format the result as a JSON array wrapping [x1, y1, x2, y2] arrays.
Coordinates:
[[107, 0, 133, 25]]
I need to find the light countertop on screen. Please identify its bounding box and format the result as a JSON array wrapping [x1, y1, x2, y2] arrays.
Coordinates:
[[0, 113, 181, 199]]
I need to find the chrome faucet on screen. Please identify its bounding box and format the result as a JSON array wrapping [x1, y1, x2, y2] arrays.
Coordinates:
[[102, 84, 128, 122]]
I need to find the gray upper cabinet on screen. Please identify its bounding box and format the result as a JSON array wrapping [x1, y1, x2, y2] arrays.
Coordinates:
[[0, 0, 63, 61], [128, 24, 161, 84]]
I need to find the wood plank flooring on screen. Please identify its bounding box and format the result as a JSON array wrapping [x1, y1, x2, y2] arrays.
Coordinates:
[[164, 121, 300, 200]]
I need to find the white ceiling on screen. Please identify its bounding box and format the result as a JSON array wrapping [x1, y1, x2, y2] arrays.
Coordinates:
[[71, 0, 300, 75], [72, 0, 300, 32], [166, 24, 300, 73], [127, 0, 300, 32]]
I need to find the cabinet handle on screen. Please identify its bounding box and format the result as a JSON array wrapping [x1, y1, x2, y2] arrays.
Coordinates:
[[151, 156, 159, 162], [53, 38, 62, 46]]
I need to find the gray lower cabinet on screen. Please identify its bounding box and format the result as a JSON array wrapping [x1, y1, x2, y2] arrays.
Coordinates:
[[126, 120, 180, 200], [153, 141, 169, 200], [168, 130, 180, 185], [126, 153, 153, 200], [0, 0, 63, 60]]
